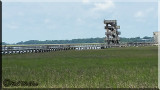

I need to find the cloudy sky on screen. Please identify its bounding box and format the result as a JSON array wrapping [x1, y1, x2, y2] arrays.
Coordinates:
[[2, 0, 158, 43]]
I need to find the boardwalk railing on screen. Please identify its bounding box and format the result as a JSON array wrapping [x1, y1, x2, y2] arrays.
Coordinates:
[[1, 42, 155, 55]]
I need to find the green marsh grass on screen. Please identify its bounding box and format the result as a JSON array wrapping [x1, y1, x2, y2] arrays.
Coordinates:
[[2, 46, 158, 88]]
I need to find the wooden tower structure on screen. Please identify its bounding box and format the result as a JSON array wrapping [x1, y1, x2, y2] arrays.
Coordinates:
[[104, 20, 120, 45]]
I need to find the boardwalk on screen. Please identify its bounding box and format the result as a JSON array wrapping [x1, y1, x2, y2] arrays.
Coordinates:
[[1, 42, 154, 55]]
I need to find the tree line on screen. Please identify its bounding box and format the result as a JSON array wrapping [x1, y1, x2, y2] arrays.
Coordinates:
[[2, 36, 153, 45]]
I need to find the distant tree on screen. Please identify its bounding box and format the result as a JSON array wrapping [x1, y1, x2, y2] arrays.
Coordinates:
[[2, 42, 8, 45], [143, 36, 152, 39], [15, 36, 153, 45]]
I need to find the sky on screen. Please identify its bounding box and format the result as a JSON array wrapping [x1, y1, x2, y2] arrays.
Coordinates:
[[2, 0, 158, 44]]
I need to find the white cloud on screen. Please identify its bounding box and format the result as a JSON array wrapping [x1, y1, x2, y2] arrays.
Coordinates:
[[91, 0, 115, 11], [134, 11, 144, 18], [7, 24, 19, 30], [44, 19, 50, 24], [134, 8, 155, 18], [17, 12, 24, 16], [77, 18, 82, 22], [76, 18, 85, 24], [87, 0, 115, 19], [82, 0, 89, 4], [134, 8, 156, 23], [145, 7, 154, 13], [5, 22, 20, 30]]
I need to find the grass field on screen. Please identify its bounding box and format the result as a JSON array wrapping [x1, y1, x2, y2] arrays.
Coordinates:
[[2, 46, 158, 88]]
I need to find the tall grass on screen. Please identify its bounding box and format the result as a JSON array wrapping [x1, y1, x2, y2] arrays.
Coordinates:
[[2, 46, 158, 88]]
